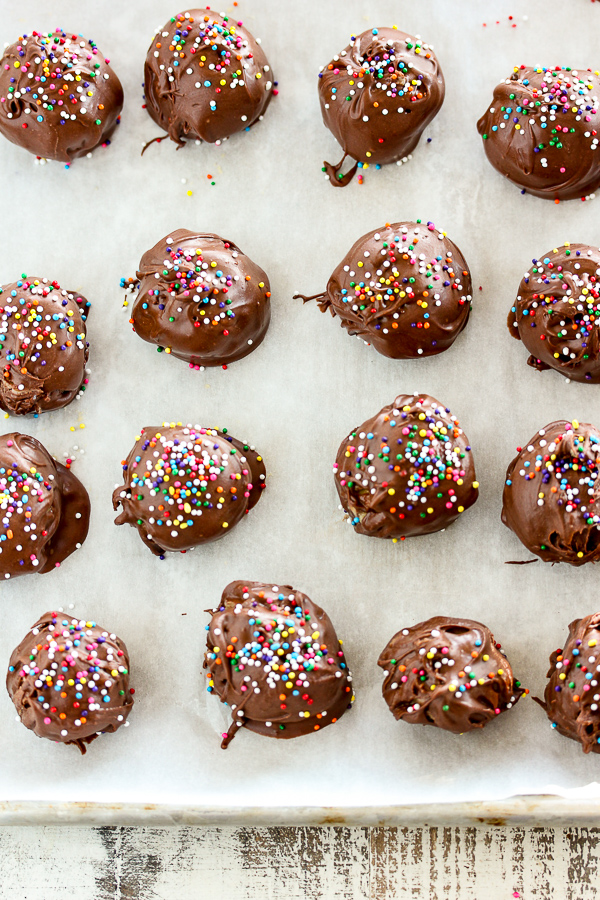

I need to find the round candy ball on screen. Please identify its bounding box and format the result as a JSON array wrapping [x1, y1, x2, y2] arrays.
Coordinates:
[[0, 28, 123, 163], [378, 616, 525, 733], [477, 66, 600, 201], [334, 393, 479, 540], [297, 221, 471, 358], [113, 423, 266, 556], [204, 580, 354, 747], [144, 9, 275, 147], [502, 419, 600, 565], [508, 243, 600, 384], [0, 432, 90, 580], [7, 611, 133, 752], [319, 27, 444, 186], [128, 229, 270, 368], [0, 276, 90, 415]]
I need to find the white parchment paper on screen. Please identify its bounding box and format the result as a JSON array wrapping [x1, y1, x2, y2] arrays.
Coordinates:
[[1, 0, 600, 811]]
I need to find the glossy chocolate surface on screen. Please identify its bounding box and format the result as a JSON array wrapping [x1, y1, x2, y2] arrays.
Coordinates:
[[7, 611, 133, 752], [379, 616, 525, 733], [319, 27, 444, 186], [0, 28, 123, 163], [298, 221, 471, 358], [0, 432, 90, 580], [144, 9, 274, 147], [334, 393, 478, 539], [128, 229, 270, 368], [0, 276, 90, 415], [509, 243, 600, 383], [204, 581, 353, 747], [113, 423, 266, 556], [477, 66, 600, 200], [502, 419, 600, 565]]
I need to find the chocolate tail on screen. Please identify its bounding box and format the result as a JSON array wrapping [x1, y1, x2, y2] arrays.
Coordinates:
[[323, 153, 359, 187], [293, 290, 327, 304], [532, 695, 547, 712], [221, 718, 239, 749], [505, 558, 539, 565], [141, 135, 166, 156]]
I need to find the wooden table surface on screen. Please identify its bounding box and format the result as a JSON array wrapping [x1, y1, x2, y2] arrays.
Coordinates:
[[0, 825, 595, 898]]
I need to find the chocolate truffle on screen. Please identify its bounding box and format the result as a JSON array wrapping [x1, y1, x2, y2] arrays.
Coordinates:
[[378, 616, 525, 733], [477, 66, 600, 201], [144, 9, 275, 148], [113, 423, 266, 556], [0, 28, 123, 164], [125, 229, 270, 369], [319, 27, 444, 186], [502, 419, 600, 565], [296, 221, 472, 358], [7, 611, 133, 752], [204, 580, 353, 747], [509, 243, 600, 383], [0, 433, 90, 580], [0, 276, 90, 415], [537, 613, 600, 753], [334, 393, 478, 540]]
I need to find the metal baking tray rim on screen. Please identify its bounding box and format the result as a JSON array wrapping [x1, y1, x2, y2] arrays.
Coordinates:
[[1, 795, 599, 826]]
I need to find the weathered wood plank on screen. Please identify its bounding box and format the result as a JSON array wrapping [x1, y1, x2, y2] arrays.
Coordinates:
[[0, 826, 598, 899]]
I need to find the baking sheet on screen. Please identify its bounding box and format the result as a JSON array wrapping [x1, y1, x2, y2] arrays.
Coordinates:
[[2, 0, 600, 816]]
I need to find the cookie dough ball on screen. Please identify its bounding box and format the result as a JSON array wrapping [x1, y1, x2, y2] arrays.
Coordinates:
[[537, 613, 600, 753], [509, 243, 600, 383], [334, 393, 479, 540], [502, 419, 600, 565], [319, 27, 444, 186], [0, 28, 123, 163], [113, 423, 266, 556], [0, 432, 90, 580], [477, 66, 600, 201], [204, 581, 354, 747], [127, 229, 270, 368], [378, 616, 525, 733], [297, 221, 472, 358], [0, 276, 90, 415], [144, 9, 275, 147], [7, 611, 133, 752]]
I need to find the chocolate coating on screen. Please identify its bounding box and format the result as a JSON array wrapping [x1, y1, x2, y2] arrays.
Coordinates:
[[477, 66, 600, 201], [7, 611, 133, 752], [378, 616, 525, 733], [509, 243, 600, 384], [0, 28, 123, 164], [127, 229, 270, 368], [334, 393, 478, 539], [204, 580, 354, 747], [537, 613, 600, 753], [502, 419, 600, 565], [144, 9, 275, 147], [297, 221, 472, 358], [113, 423, 266, 556], [319, 27, 444, 186], [0, 276, 90, 415], [0, 433, 90, 580]]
